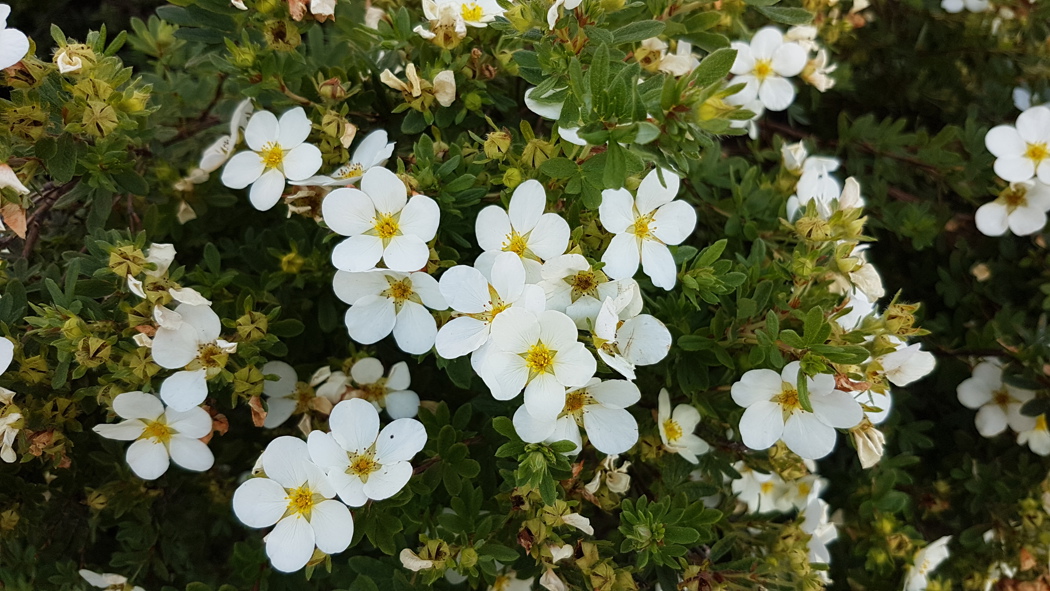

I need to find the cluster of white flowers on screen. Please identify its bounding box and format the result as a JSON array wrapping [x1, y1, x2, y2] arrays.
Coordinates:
[[414, 0, 504, 44], [727, 26, 839, 137], [957, 358, 1050, 455], [980, 105, 1050, 236], [233, 399, 426, 572]]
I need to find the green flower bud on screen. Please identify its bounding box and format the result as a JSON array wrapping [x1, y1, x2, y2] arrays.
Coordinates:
[[794, 215, 833, 242], [484, 130, 512, 160], [463, 92, 483, 111], [503, 167, 523, 188], [108, 245, 147, 278], [264, 20, 302, 51], [458, 546, 478, 569], [521, 138, 555, 169], [82, 101, 120, 137], [74, 336, 112, 369], [233, 365, 265, 398], [237, 310, 269, 342]]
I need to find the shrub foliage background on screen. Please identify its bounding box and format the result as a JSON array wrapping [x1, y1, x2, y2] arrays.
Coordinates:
[[3, 0, 1050, 589]]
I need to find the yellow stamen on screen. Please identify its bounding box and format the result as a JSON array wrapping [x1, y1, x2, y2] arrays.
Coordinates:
[[525, 342, 555, 374], [260, 142, 285, 169], [663, 418, 683, 442], [460, 2, 484, 21], [503, 231, 529, 256], [1037, 415, 1048, 431], [357, 381, 387, 402], [334, 162, 364, 180], [1025, 142, 1049, 162], [753, 60, 774, 81], [777, 384, 802, 412], [347, 450, 381, 482], [760, 481, 775, 495], [385, 278, 415, 304], [140, 420, 173, 443], [374, 213, 400, 240], [992, 387, 1012, 407], [285, 485, 319, 518], [631, 212, 655, 240]]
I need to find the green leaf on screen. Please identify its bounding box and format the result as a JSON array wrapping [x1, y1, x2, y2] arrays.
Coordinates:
[[754, 5, 814, 24], [611, 20, 666, 44], [269, 318, 305, 337], [810, 344, 871, 365], [690, 48, 738, 88], [478, 544, 520, 562], [795, 364, 813, 413], [603, 141, 626, 189], [589, 44, 610, 103], [48, 135, 78, 182], [540, 157, 579, 180]]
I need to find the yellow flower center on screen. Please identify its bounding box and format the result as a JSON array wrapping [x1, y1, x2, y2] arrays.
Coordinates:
[[562, 390, 593, 425], [347, 450, 381, 482], [525, 342, 555, 374], [798, 482, 812, 497], [284, 485, 321, 518], [992, 387, 1012, 407], [1001, 185, 1029, 212], [760, 481, 775, 495], [492, 575, 512, 591], [1025, 142, 1049, 162], [260, 142, 285, 169], [460, 2, 484, 21], [140, 420, 173, 444], [631, 212, 656, 240], [385, 278, 415, 303], [374, 213, 401, 240], [663, 418, 683, 442], [777, 384, 802, 412], [334, 162, 365, 180], [357, 380, 387, 402], [569, 270, 600, 300], [1037, 415, 1048, 432], [503, 231, 529, 256], [754, 59, 774, 81], [197, 342, 228, 370]]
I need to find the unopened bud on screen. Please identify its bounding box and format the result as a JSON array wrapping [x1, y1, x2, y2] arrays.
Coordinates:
[[318, 77, 348, 102], [236, 310, 269, 342], [484, 130, 512, 160]]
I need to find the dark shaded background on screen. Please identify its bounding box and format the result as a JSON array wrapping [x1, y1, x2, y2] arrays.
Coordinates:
[[9, 0, 164, 48]]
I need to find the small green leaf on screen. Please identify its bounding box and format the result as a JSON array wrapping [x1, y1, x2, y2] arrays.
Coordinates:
[[754, 5, 814, 24], [690, 48, 738, 88], [795, 365, 813, 413]]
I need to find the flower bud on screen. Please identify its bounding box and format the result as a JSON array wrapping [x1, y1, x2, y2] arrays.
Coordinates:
[[61, 317, 89, 340], [463, 92, 483, 111], [794, 215, 833, 242], [521, 138, 554, 168], [458, 546, 478, 569], [280, 251, 306, 274], [318, 77, 348, 102], [82, 101, 120, 138], [74, 336, 112, 369], [236, 310, 269, 342], [503, 167, 523, 188], [883, 302, 920, 336], [108, 245, 147, 278], [484, 130, 512, 160], [264, 19, 302, 51], [234, 365, 265, 398]]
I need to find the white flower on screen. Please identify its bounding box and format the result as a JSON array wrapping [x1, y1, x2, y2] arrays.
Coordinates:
[[199, 99, 255, 174], [730, 462, 783, 513], [512, 378, 640, 455], [985, 106, 1050, 184], [975, 180, 1050, 236], [302, 130, 395, 186], [151, 303, 234, 411], [322, 166, 440, 273], [145, 243, 177, 277], [857, 389, 893, 424], [957, 359, 1037, 437], [489, 571, 534, 591], [539, 254, 642, 329], [879, 343, 936, 387], [599, 168, 696, 290], [784, 25, 819, 52], [307, 398, 427, 505], [781, 142, 809, 174], [79, 570, 145, 591], [348, 357, 420, 419], [547, 0, 583, 28], [475, 179, 570, 283], [232, 436, 354, 572], [221, 107, 323, 211], [93, 392, 214, 480], [786, 159, 847, 220], [0, 410, 19, 463], [436, 252, 545, 361], [0, 163, 29, 195], [801, 497, 837, 566], [592, 294, 671, 380], [311, 0, 336, 19], [729, 27, 808, 112], [584, 454, 631, 494], [1017, 415, 1050, 455], [333, 269, 447, 355], [802, 49, 836, 92], [365, 6, 385, 28], [903, 536, 951, 591], [261, 361, 301, 428], [231, 0, 247, 9], [0, 4, 29, 70], [731, 361, 863, 460], [433, 71, 457, 107], [836, 288, 877, 330], [852, 419, 886, 469], [479, 308, 597, 421], [524, 87, 586, 147], [658, 41, 699, 77], [424, 0, 502, 29], [941, 0, 989, 12], [55, 49, 82, 73], [657, 389, 710, 463]]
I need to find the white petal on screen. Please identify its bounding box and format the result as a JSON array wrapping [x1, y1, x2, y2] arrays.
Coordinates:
[[165, 406, 213, 438], [244, 110, 279, 152], [524, 373, 568, 421], [651, 201, 696, 245], [0, 337, 12, 374], [345, 295, 397, 344], [233, 477, 288, 528], [810, 390, 863, 429], [440, 265, 490, 313], [278, 107, 312, 147], [310, 500, 354, 554], [1016, 106, 1050, 144], [410, 272, 447, 309], [363, 460, 413, 500], [513, 404, 559, 442], [772, 42, 807, 77], [975, 405, 1009, 437], [479, 351, 529, 400], [1009, 206, 1048, 235], [221, 151, 265, 189], [384, 390, 420, 419], [552, 344, 597, 388], [159, 369, 209, 412], [956, 377, 993, 409], [283, 144, 323, 181], [491, 307, 541, 353], [329, 398, 381, 453], [781, 413, 836, 459], [322, 188, 375, 236], [491, 251, 526, 302], [94, 420, 146, 441], [758, 77, 796, 112], [617, 315, 671, 366], [249, 168, 287, 211], [113, 391, 164, 420], [601, 233, 640, 281], [383, 235, 430, 272], [527, 214, 570, 260], [636, 169, 680, 215], [168, 436, 215, 472], [738, 401, 784, 451], [393, 302, 437, 354], [376, 418, 428, 463], [525, 87, 563, 120], [509, 179, 547, 233], [151, 324, 200, 369], [436, 317, 490, 359], [126, 439, 170, 480], [0, 27, 29, 71], [362, 167, 408, 213], [539, 309, 581, 350], [475, 206, 513, 252], [399, 194, 440, 241], [640, 240, 677, 290], [262, 361, 298, 397], [308, 430, 351, 470], [333, 270, 389, 305], [994, 156, 1035, 183], [267, 516, 315, 573], [974, 202, 1009, 237], [599, 188, 636, 234], [350, 357, 384, 385], [749, 27, 783, 61], [582, 405, 638, 455], [985, 125, 1025, 157], [729, 42, 755, 75], [263, 397, 297, 428], [588, 379, 640, 409]]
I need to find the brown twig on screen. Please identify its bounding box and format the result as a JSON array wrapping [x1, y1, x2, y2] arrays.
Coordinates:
[[160, 73, 230, 147], [0, 179, 79, 258]]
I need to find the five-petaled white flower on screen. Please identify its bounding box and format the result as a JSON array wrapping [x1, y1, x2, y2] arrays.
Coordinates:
[[903, 536, 951, 591], [303, 129, 396, 187], [475, 179, 570, 283], [731, 361, 863, 460], [801, 496, 837, 568], [348, 357, 421, 419], [975, 179, 1050, 237], [221, 107, 323, 211], [957, 359, 1037, 437], [657, 389, 710, 463], [261, 360, 302, 428], [879, 342, 936, 387], [150, 303, 236, 411], [199, 99, 255, 174], [0, 4, 29, 71], [512, 378, 640, 455], [479, 308, 597, 421], [1017, 415, 1050, 456], [93, 392, 214, 480], [436, 252, 545, 361], [539, 254, 642, 329], [333, 269, 447, 355], [323, 166, 440, 273], [79, 569, 145, 591], [729, 27, 808, 112], [307, 398, 427, 505], [232, 436, 354, 573], [985, 106, 1050, 185], [730, 462, 783, 513], [592, 293, 671, 380], [599, 168, 696, 290]]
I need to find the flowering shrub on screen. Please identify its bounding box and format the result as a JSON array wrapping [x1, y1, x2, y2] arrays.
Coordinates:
[[4, 0, 1050, 589]]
